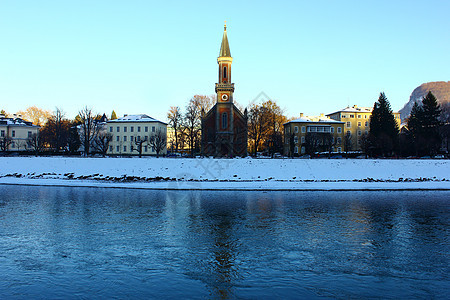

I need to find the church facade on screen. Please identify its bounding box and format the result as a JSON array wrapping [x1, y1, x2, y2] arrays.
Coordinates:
[[201, 24, 248, 157]]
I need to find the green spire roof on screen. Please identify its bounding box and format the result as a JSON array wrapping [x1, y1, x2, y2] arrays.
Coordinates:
[[219, 23, 231, 57]]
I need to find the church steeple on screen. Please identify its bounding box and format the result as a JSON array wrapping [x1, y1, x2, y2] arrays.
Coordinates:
[[216, 22, 234, 102], [219, 22, 231, 57]]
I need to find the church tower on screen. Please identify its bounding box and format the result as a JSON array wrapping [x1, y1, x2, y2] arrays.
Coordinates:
[[201, 23, 248, 157]]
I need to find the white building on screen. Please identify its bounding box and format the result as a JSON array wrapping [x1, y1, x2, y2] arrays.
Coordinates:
[[0, 114, 40, 151], [107, 114, 167, 156]]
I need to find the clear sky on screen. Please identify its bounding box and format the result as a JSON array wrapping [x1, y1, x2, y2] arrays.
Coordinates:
[[1, 0, 449, 121]]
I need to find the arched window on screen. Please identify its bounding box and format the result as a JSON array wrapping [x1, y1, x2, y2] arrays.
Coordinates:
[[223, 66, 227, 78], [222, 112, 228, 129]]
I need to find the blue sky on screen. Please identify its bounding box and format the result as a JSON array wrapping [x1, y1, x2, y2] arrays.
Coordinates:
[[1, 0, 449, 121]]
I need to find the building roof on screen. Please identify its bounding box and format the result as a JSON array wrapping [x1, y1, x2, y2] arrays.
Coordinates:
[[107, 114, 167, 124], [285, 114, 344, 125], [326, 105, 373, 116], [0, 116, 39, 127], [219, 23, 231, 57]]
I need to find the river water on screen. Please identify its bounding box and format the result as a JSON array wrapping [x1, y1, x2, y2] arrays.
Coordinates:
[[0, 185, 448, 299]]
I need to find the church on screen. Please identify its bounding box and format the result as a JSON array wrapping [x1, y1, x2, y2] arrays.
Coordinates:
[[201, 24, 248, 157]]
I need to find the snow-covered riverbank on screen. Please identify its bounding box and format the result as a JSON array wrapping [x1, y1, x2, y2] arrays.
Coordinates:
[[0, 157, 449, 191]]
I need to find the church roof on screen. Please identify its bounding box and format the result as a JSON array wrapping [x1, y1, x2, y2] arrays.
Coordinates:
[[219, 23, 231, 57]]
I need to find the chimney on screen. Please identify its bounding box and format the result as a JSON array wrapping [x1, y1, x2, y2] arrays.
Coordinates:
[[300, 113, 304, 118], [320, 113, 324, 118], [124, 114, 128, 117]]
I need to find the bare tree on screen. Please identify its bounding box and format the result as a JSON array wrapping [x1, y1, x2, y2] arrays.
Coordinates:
[[148, 129, 167, 158], [184, 98, 202, 156], [167, 106, 182, 153], [0, 136, 12, 152], [344, 131, 352, 158], [247, 104, 270, 156], [78, 106, 100, 156], [132, 135, 147, 158], [17, 106, 52, 126], [94, 132, 113, 157], [27, 133, 44, 156]]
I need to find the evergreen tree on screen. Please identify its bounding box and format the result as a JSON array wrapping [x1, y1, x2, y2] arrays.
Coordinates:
[[111, 110, 117, 120], [369, 92, 399, 157], [408, 92, 442, 156]]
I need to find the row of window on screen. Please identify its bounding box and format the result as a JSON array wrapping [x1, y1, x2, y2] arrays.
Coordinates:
[[293, 126, 343, 134], [110, 145, 155, 153], [293, 146, 342, 154], [341, 114, 369, 119], [292, 136, 342, 145], [110, 126, 156, 133], [1, 130, 33, 138], [346, 121, 369, 128], [114, 135, 150, 142]]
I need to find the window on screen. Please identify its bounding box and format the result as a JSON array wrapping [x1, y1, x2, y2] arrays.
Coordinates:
[[152, 126, 155, 132], [117, 126, 120, 132], [301, 126, 306, 133], [365, 121, 368, 127], [145, 126, 148, 132], [1, 130, 4, 137], [317, 127, 324, 132], [222, 112, 228, 129], [337, 127, 342, 133], [301, 136, 305, 143], [358, 122, 361, 127], [116, 146, 120, 152], [337, 137, 342, 144], [144, 146, 148, 152], [28, 131, 32, 138], [223, 66, 227, 78], [337, 147, 342, 152], [137, 136, 141, 141], [365, 130, 368, 135], [137, 126, 141, 132], [124, 146, 127, 152], [346, 122, 351, 128], [11, 141, 15, 148], [124, 127, 127, 132], [124, 136, 127, 142], [294, 136, 298, 144], [109, 146, 113, 152], [109, 127, 113, 132], [12, 130, 15, 137], [294, 146, 298, 154], [358, 115, 361, 119], [330, 127, 334, 133], [358, 130, 362, 136], [364, 115, 368, 119], [294, 126, 298, 133], [116, 136, 120, 142], [131, 146, 134, 152], [130, 126, 134, 132], [350, 114, 354, 118], [347, 130, 351, 135]]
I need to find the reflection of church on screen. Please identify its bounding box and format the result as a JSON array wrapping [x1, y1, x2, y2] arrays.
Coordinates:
[[201, 24, 248, 157]]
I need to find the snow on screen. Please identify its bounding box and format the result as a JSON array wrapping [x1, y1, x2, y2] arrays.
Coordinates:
[[109, 114, 165, 123], [0, 157, 448, 191]]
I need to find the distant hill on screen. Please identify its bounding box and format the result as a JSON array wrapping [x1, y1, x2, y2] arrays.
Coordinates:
[[399, 81, 450, 122]]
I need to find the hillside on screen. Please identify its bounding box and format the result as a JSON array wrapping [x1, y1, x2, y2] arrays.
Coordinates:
[[399, 81, 450, 121]]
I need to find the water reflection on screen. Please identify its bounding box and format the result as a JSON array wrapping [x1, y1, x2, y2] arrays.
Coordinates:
[[0, 186, 448, 299]]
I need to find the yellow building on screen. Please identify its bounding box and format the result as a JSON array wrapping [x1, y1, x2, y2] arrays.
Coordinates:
[[283, 113, 345, 156], [326, 105, 401, 151], [0, 113, 40, 151], [107, 114, 167, 156]]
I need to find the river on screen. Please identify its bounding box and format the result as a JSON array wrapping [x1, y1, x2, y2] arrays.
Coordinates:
[[0, 185, 448, 299]]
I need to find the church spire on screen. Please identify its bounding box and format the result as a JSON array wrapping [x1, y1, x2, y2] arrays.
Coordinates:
[[219, 21, 231, 57]]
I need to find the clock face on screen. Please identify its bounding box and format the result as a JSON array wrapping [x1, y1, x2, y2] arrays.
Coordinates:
[[221, 94, 228, 101]]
